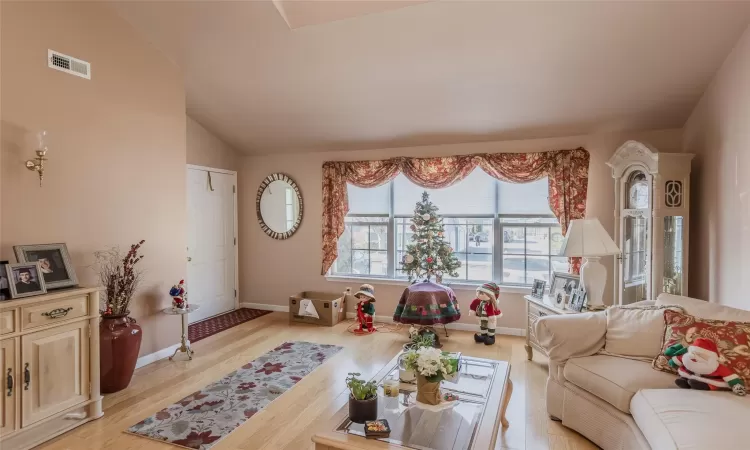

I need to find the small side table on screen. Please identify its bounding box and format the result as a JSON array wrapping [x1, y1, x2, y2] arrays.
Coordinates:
[[162, 305, 200, 361], [524, 295, 575, 361]]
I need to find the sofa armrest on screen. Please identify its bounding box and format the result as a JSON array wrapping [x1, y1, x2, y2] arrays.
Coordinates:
[[533, 312, 607, 363]]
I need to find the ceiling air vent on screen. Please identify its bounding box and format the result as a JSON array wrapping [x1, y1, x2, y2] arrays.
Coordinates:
[[48, 49, 90, 79]]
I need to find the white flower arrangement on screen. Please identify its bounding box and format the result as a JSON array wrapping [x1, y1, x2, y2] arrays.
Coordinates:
[[401, 347, 458, 383]]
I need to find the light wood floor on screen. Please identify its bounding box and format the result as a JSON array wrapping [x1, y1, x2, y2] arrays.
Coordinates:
[[40, 312, 597, 450]]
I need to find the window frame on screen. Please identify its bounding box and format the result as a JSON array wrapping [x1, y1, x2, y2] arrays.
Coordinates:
[[496, 217, 564, 286], [331, 177, 563, 287]]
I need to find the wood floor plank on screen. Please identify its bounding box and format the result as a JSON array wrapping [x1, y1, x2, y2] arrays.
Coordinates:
[[38, 312, 599, 450]]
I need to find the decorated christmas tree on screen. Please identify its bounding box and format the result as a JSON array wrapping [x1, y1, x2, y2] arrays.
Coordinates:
[[401, 192, 461, 282]]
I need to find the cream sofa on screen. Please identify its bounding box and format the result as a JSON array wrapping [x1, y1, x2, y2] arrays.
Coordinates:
[[533, 294, 750, 450]]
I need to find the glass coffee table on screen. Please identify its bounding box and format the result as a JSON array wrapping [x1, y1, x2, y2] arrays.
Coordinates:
[[312, 352, 513, 450]]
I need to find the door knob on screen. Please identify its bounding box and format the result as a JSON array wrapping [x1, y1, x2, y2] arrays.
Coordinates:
[[187, 257, 192, 262]]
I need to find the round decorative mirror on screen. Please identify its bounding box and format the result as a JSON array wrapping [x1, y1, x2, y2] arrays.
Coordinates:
[[256, 173, 303, 240]]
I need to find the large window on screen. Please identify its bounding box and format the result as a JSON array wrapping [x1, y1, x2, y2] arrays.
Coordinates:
[[332, 169, 569, 285]]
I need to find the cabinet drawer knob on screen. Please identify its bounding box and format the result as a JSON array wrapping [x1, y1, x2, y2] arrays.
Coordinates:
[[6, 368, 12, 397], [24, 363, 30, 390], [42, 307, 73, 319], [538, 311, 547, 317]]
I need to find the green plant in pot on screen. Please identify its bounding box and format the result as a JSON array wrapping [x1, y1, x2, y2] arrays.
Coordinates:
[[403, 325, 439, 351], [346, 372, 378, 423]]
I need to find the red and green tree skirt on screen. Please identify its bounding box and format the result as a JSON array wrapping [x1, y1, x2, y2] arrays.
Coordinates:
[[401, 191, 461, 282]]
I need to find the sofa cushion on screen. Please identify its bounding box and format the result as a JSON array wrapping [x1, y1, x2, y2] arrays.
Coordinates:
[[604, 305, 683, 360], [652, 309, 750, 387], [564, 355, 678, 413], [656, 294, 750, 322], [631, 389, 750, 450]]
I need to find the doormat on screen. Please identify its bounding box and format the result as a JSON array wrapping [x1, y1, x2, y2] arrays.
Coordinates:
[[126, 341, 342, 449], [188, 308, 272, 344]]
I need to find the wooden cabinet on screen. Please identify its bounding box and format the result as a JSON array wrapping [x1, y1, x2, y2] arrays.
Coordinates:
[[524, 295, 575, 360], [0, 288, 102, 450], [1, 339, 16, 435], [21, 321, 90, 426]]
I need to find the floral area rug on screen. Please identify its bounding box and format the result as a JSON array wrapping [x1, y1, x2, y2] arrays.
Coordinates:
[[126, 341, 342, 449]]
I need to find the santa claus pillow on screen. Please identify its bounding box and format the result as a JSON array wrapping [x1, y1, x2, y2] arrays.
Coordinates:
[[653, 309, 750, 389]]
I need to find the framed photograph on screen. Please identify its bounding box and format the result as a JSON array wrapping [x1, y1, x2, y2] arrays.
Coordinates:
[[0, 260, 9, 301], [14, 243, 78, 290], [7, 262, 47, 299], [568, 287, 587, 312], [550, 271, 580, 295], [531, 279, 546, 299], [554, 290, 569, 307]]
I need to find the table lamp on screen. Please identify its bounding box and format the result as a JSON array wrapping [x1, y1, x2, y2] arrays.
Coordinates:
[[558, 218, 620, 307]]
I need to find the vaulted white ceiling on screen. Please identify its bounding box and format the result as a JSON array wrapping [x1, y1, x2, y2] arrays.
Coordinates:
[[111, 1, 750, 154]]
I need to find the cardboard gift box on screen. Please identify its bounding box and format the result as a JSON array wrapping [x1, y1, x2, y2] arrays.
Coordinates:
[[289, 291, 349, 326]]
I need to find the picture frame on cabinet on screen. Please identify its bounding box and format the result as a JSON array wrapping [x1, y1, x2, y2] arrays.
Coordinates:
[[7, 262, 48, 299], [531, 279, 546, 299], [550, 272, 580, 297], [0, 260, 9, 300], [567, 287, 587, 312], [14, 243, 78, 290]]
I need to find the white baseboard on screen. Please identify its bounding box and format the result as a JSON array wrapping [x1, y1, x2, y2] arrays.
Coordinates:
[[136, 343, 181, 369], [239, 302, 290, 313], [345, 313, 525, 337], [136, 304, 286, 370]]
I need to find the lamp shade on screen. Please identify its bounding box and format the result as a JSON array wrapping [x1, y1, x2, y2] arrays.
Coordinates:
[[558, 218, 620, 257]]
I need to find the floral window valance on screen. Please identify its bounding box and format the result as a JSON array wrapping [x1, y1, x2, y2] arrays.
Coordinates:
[[321, 148, 590, 275]]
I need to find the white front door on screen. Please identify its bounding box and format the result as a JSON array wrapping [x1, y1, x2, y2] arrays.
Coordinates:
[[187, 167, 237, 323]]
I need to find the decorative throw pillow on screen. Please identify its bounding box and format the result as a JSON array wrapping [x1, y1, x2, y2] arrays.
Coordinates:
[[602, 304, 684, 360], [653, 309, 750, 387]]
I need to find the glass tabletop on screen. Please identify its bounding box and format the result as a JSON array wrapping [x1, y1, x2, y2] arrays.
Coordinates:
[[162, 304, 200, 315], [336, 356, 499, 450]]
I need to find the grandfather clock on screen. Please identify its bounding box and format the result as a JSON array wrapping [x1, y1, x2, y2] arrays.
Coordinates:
[[607, 141, 693, 305]]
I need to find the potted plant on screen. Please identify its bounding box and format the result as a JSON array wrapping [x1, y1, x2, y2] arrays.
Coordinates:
[[94, 240, 145, 394], [346, 372, 378, 423], [400, 347, 459, 405], [403, 325, 438, 351]]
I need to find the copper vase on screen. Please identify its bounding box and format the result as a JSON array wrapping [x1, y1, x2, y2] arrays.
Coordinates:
[[100, 312, 142, 394]]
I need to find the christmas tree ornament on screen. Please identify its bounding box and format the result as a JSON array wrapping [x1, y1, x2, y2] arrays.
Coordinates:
[[422, 213, 431, 221], [404, 254, 415, 264], [354, 284, 377, 335], [469, 282, 502, 346]]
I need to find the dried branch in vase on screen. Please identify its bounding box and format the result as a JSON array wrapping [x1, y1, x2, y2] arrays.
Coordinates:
[[94, 240, 145, 316]]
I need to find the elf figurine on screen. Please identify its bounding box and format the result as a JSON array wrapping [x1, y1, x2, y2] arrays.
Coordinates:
[[354, 284, 377, 335], [469, 282, 502, 345], [666, 337, 746, 396]]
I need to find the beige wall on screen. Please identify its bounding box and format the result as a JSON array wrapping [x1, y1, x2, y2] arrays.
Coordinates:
[[240, 128, 682, 330], [684, 24, 750, 309], [1, 2, 187, 356], [187, 116, 240, 172]]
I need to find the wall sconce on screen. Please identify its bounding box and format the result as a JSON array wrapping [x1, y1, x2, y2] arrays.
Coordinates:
[[25, 131, 48, 186]]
